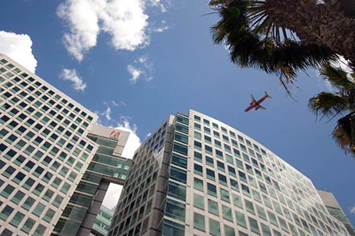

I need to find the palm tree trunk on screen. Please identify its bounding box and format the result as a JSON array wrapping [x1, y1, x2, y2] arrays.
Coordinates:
[[266, 0, 355, 65]]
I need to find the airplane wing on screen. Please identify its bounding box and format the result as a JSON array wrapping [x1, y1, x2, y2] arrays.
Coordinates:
[[250, 94, 256, 103], [258, 106, 267, 110]]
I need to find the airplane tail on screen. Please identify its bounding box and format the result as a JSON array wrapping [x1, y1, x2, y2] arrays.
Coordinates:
[[265, 91, 272, 98]]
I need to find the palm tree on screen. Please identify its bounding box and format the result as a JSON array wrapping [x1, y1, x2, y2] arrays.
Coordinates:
[[309, 63, 355, 155], [210, 0, 338, 95], [210, 0, 355, 155], [210, 0, 355, 67]]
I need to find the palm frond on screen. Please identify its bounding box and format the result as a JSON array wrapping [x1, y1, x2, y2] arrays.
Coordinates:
[[332, 113, 355, 157], [319, 62, 355, 91], [308, 92, 349, 118]]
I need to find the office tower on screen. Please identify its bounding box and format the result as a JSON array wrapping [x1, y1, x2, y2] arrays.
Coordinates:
[[109, 110, 351, 236], [0, 54, 132, 236], [0, 53, 99, 236], [318, 190, 355, 236]]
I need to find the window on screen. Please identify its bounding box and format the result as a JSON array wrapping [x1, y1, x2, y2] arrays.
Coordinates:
[[194, 178, 203, 191], [220, 188, 230, 202], [206, 156, 214, 166], [168, 181, 186, 201], [194, 141, 202, 150], [194, 193, 204, 209], [22, 196, 35, 210], [0, 206, 14, 220], [268, 211, 278, 226], [241, 184, 250, 196], [175, 133, 188, 144], [194, 131, 201, 140], [236, 211, 247, 228], [205, 145, 213, 154], [257, 205, 267, 220], [194, 212, 205, 231], [218, 174, 227, 186], [162, 219, 184, 236], [173, 142, 188, 155], [249, 217, 260, 234], [22, 218, 36, 233], [165, 199, 185, 223], [1, 184, 15, 198], [232, 193, 243, 208], [171, 153, 187, 168], [208, 199, 219, 215], [245, 199, 255, 214], [194, 164, 203, 176], [206, 168, 215, 180], [209, 218, 221, 236], [207, 183, 217, 197], [11, 211, 25, 227], [222, 205, 233, 222], [238, 171, 247, 182]]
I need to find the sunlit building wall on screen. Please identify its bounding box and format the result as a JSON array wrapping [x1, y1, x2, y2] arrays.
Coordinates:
[[0, 54, 99, 236], [109, 110, 351, 236], [0, 54, 132, 236]]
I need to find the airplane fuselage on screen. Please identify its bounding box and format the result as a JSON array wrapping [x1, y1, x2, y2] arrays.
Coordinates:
[[245, 95, 269, 112]]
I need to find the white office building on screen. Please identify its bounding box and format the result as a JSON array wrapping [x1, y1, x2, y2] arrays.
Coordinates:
[[109, 110, 352, 236]]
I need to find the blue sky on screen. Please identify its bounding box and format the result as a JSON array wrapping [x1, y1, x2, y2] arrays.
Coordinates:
[[1, 0, 355, 226]]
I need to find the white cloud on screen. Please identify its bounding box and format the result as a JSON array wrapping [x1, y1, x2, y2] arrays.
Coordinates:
[[102, 183, 123, 210], [127, 65, 143, 84], [101, 106, 111, 121], [0, 31, 37, 73], [58, 0, 172, 61], [60, 68, 87, 91], [127, 55, 153, 83], [351, 205, 355, 214], [111, 100, 127, 107], [116, 115, 141, 159]]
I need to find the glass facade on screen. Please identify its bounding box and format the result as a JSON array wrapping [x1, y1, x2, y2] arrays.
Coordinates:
[[92, 205, 114, 235], [53, 126, 132, 235]]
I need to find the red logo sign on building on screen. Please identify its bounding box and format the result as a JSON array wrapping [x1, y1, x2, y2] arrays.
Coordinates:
[[110, 131, 121, 139]]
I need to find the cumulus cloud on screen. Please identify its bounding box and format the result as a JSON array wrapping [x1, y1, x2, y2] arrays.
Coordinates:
[[0, 31, 37, 73], [127, 65, 143, 84], [57, 0, 171, 61], [60, 68, 87, 91], [127, 55, 153, 84], [116, 115, 141, 159]]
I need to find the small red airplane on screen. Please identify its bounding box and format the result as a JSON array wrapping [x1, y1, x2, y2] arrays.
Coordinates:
[[245, 91, 271, 112]]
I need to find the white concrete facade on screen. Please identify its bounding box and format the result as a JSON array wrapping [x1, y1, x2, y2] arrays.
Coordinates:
[[0, 54, 99, 236]]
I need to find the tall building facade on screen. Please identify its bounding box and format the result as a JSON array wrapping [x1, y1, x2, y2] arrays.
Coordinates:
[[0, 54, 131, 236], [109, 110, 352, 236], [0, 54, 100, 236]]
